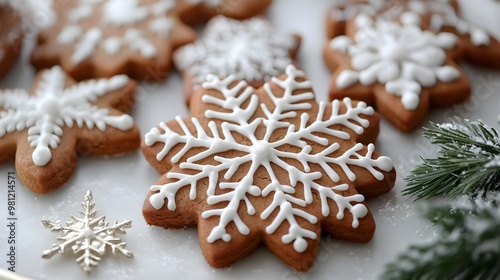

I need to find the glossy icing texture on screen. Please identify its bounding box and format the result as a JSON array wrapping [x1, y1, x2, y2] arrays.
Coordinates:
[[331, 15, 460, 110], [145, 65, 394, 252], [0, 66, 133, 166], [174, 16, 297, 88]]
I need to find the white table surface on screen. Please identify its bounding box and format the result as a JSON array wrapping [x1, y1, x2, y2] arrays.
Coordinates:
[[1, 0, 500, 279]]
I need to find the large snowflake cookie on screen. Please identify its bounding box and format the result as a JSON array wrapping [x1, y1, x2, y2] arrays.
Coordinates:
[[0, 3, 23, 79], [0, 66, 140, 194], [324, 14, 471, 132], [174, 16, 301, 104], [142, 65, 396, 271]]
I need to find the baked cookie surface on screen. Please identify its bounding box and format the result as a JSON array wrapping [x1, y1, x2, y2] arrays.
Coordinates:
[[142, 65, 396, 271]]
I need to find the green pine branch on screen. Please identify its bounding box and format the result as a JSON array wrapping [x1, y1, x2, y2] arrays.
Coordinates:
[[404, 118, 500, 200], [381, 195, 500, 280]]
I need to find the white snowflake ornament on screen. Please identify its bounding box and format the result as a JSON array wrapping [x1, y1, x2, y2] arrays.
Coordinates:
[[142, 65, 396, 271], [0, 66, 140, 194], [42, 190, 133, 273], [174, 16, 299, 103]]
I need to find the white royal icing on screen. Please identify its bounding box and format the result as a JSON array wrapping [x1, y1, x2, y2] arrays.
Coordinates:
[[57, 0, 175, 64], [331, 15, 460, 110], [174, 16, 297, 88], [0, 66, 133, 166], [145, 65, 393, 252], [399, 0, 491, 46]]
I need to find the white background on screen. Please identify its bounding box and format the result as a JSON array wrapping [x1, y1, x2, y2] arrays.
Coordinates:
[[1, 0, 500, 279]]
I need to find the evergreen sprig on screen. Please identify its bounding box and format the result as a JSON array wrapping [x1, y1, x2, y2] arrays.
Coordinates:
[[404, 118, 500, 200], [381, 195, 500, 280]]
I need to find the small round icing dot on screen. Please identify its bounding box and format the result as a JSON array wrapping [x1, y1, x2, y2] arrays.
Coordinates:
[[150, 194, 166, 210], [380, 43, 406, 61], [401, 92, 420, 110], [351, 204, 368, 219], [33, 146, 52, 166], [39, 96, 60, 116], [293, 238, 308, 253], [376, 156, 394, 172]]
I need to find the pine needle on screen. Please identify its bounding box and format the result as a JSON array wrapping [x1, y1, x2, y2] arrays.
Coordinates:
[[381, 195, 500, 280], [404, 118, 500, 200]]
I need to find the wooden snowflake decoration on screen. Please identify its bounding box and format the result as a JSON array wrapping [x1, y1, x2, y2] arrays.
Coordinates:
[[142, 65, 396, 271], [42, 190, 133, 273]]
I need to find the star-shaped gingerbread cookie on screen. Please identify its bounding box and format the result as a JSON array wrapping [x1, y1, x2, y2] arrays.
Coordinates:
[[324, 13, 471, 132], [0, 66, 140, 194], [142, 65, 396, 271]]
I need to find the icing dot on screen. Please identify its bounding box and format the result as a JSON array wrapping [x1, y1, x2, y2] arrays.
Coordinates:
[[38, 96, 60, 116], [351, 204, 368, 219], [150, 194, 166, 210], [401, 92, 420, 110], [376, 156, 394, 172], [222, 234, 231, 242], [251, 141, 273, 162], [379, 43, 406, 61], [350, 204, 368, 228], [102, 0, 148, 26], [32, 146, 52, 166], [293, 238, 308, 253]]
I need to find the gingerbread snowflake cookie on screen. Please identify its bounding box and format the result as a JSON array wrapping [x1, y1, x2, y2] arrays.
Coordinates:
[[324, 14, 470, 132], [142, 65, 396, 271], [174, 16, 301, 104], [0, 3, 23, 79], [31, 0, 197, 81], [0, 66, 140, 194]]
